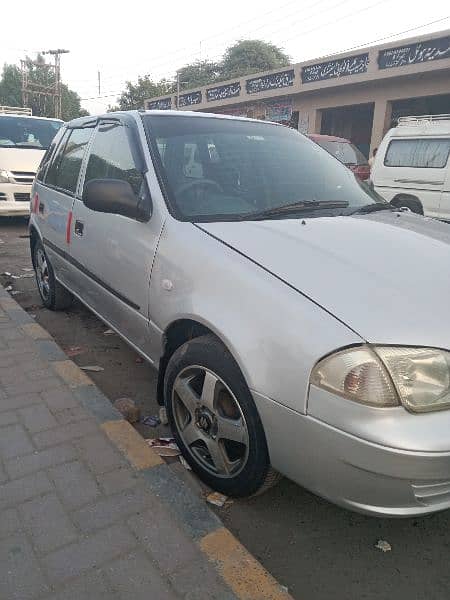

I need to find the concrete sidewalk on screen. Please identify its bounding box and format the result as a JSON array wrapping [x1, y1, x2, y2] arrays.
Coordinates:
[[0, 285, 291, 600]]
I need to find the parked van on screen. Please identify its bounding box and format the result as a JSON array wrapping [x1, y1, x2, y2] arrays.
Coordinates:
[[372, 115, 450, 218], [0, 106, 63, 216]]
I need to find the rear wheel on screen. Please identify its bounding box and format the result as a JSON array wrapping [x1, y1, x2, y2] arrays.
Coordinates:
[[164, 334, 280, 497], [33, 240, 73, 310]]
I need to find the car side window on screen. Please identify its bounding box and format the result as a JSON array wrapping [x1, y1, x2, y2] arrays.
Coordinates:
[[384, 139, 450, 169], [45, 127, 93, 194], [83, 123, 143, 195]]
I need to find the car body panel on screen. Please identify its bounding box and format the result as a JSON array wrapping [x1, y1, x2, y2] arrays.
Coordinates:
[[199, 211, 450, 348], [148, 216, 362, 413]]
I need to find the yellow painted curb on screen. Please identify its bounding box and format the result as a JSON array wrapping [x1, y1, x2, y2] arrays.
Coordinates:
[[52, 360, 93, 387], [200, 527, 292, 600], [22, 322, 52, 340], [101, 420, 163, 470]]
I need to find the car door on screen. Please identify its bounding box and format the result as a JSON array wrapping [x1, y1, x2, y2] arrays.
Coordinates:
[[69, 117, 163, 359], [34, 125, 95, 286]]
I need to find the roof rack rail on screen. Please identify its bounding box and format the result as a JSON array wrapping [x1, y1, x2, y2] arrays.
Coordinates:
[[0, 105, 33, 116], [398, 114, 450, 125]]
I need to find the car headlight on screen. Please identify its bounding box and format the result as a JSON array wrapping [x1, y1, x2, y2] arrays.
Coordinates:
[[310, 345, 450, 413], [0, 169, 14, 183]]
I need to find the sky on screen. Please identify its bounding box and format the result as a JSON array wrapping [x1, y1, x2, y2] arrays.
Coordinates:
[[3, 0, 450, 115]]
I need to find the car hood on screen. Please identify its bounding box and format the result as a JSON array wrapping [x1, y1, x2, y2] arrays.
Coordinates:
[[198, 212, 450, 348], [0, 147, 45, 172]]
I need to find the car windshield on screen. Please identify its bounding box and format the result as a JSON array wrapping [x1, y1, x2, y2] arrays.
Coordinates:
[[144, 115, 383, 222], [0, 116, 62, 150], [314, 139, 368, 166]]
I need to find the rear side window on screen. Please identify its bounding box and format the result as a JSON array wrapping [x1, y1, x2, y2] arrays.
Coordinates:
[[83, 123, 143, 195], [45, 127, 93, 194], [384, 139, 450, 168]]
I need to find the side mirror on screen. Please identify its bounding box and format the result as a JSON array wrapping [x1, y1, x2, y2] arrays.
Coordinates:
[[83, 179, 151, 222]]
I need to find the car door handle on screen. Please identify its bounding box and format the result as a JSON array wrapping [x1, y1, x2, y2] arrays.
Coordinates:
[[38, 202, 44, 214], [74, 220, 84, 236]]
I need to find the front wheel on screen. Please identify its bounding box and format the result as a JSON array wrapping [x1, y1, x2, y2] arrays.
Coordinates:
[[164, 334, 279, 497], [33, 240, 73, 310]]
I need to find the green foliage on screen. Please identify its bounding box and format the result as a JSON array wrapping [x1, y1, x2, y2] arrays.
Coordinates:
[[220, 40, 290, 80], [177, 60, 221, 90], [0, 64, 22, 107], [117, 39, 290, 107], [0, 57, 88, 120], [115, 75, 174, 111]]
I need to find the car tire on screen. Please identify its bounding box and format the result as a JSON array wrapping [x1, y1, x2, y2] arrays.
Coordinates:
[[164, 334, 279, 497], [33, 239, 73, 310], [391, 195, 423, 215]]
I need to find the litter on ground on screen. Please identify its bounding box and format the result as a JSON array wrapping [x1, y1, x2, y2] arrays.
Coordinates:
[[141, 415, 161, 427], [80, 365, 104, 372], [113, 398, 141, 423], [159, 406, 168, 425], [5, 285, 13, 291], [206, 491, 230, 508], [179, 455, 192, 470], [375, 540, 392, 552], [147, 437, 180, 457], [65, 346, 85, 357], [103, 329, 115, 335]]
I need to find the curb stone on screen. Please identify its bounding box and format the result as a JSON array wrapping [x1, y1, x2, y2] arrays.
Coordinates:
[[0, 286, 292, 600]]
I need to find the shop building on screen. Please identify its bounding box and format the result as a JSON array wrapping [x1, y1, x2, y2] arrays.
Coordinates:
[[145, 29, 450, 158]]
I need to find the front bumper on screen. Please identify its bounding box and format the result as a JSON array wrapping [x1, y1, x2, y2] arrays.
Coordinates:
[[253, 390, 450, 516], [0, 183, 31, 216]]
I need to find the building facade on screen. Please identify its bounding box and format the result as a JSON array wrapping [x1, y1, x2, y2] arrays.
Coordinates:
[[145, 30, 450, 158]]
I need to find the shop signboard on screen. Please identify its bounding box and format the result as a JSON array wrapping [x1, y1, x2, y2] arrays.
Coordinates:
[[146, 97, 172, 110], [207, 82, 241, 102], [265, 99, 293, 122], [301, 53, 369, 83], [178, 91, 202, 107], [378, 35, 450, 69], [246, 69, 295, 94]]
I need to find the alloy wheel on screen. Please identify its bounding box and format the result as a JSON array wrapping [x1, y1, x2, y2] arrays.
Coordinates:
[[35, 248, 50, 301], [172, 366, 249, 478]]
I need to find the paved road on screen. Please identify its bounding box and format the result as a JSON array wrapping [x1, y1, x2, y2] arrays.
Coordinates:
[[1, 218, 449, 600]]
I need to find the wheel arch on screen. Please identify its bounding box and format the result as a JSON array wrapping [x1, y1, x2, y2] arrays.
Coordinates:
[[390, 193, 424, 214], [29, 223, 42, 268], [156, 317, 249, 406]]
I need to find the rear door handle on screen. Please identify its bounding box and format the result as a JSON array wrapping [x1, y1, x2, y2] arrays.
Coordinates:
[[74, 220, 84, 236], [38, 202, 44, 214]]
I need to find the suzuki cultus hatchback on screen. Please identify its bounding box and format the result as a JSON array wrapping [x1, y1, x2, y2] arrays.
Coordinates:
[[29, 111, 450, 516]]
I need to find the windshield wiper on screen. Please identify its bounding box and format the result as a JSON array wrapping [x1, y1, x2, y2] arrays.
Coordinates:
[[240, 200, 349, 220], [350, 202, 394, 215]]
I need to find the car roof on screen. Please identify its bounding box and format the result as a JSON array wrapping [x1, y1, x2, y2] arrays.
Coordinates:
[[66, 109, 283, 129], [308, 133, 351, 143]]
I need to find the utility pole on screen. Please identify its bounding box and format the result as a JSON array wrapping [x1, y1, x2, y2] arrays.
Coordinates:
[[42, 49, 70, 119], [97, 71, 101, 96]]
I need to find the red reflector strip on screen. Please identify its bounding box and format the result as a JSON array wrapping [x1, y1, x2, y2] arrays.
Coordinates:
[[32, 193, 39, 214], [66, 211, 73, 244]]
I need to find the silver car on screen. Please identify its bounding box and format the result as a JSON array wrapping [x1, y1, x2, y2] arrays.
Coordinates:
[[29, 111, 450, 517]]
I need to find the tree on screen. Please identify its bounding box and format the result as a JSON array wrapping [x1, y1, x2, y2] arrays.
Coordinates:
[[0, 59, 88, 120], [115, 75, 174, 111], [220, 40, 290, 80], [177, 60, 221, 90], [0, 64, 22, 107]]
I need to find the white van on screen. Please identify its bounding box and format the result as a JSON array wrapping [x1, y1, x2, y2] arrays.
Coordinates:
[[372, 115, 450, 219], [0, 107, 63, 216]]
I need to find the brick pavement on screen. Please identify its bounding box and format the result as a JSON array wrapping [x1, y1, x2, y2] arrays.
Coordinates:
[[0, 286, 292, 600]]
